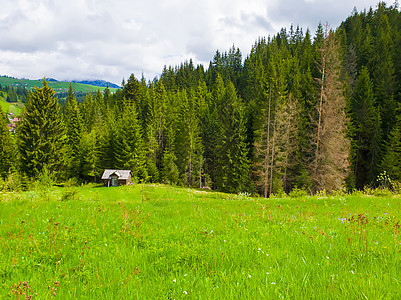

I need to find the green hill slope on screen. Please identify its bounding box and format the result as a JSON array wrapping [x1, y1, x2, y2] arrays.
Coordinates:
[[0, 95, 22, 115], [0, 76, 119, 94]]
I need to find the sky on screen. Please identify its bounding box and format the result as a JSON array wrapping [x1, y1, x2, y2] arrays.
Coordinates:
[[0, 0, 382, 85]]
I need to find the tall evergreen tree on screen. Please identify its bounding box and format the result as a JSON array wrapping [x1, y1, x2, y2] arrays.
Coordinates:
[[203, 73, 225, 188], [350, 67, 381, 188], [372, 12, 397, 139], [123, 73, 141, 107], [175, 90, 204, 186], [79, 130, 98, 182], [380, 103, 401, 181], [18, 79, 67, 179], [0, 105, 13, 178], [215, 81, 250, 193], [253, 39, 289, 196], [114, 103, 148, 182], [80, 92, 95, 132], [64, 84, 83, 178]]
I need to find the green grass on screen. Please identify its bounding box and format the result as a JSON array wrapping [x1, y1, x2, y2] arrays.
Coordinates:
[[1, 184, 401, 299], [0, 97, 22, 115], [0, 77, 119, 94]]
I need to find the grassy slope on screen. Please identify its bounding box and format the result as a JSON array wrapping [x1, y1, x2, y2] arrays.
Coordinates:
[[0, 97, 22, 115], [1, 184, 401, 298], [0, 76, 119, 115], [0, 77, 119, 94]]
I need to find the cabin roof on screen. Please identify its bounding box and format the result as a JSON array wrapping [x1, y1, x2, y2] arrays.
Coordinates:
[[101, 169, 131, 180]]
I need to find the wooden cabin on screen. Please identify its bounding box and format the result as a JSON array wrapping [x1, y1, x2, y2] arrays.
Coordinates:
[[101, 169, 132, 187]]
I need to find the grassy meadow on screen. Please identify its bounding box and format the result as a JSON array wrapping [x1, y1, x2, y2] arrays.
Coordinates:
[[0, 77, 118, 94], [0, 97, 22, 115], [1, 184, 401, 299]]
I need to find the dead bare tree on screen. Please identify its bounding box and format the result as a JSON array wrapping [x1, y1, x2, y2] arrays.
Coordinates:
[[312, 25, 350, 192]]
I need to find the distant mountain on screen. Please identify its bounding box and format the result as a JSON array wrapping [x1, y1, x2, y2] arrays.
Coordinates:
[[72, 80, 120, 89]]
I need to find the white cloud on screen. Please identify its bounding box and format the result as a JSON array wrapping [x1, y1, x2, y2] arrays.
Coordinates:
[[0, 0, 381, 84]]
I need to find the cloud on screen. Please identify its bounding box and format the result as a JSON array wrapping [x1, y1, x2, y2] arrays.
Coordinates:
[[267, 0, 379, 32], [0, 0, 382, 84]]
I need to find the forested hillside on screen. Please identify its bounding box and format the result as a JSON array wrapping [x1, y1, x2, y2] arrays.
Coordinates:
[[1, 2, 401, 195]]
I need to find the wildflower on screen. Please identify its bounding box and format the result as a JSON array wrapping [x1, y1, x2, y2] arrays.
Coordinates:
[[173, 279, 176, 283], [184, 274, 187, 277], [183, 291, 188, 294], [271, 282, 276, 285], [248, 274, 251, 278]]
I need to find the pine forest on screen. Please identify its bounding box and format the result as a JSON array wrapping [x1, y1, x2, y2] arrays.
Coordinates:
[[2, 2, 401, 196]]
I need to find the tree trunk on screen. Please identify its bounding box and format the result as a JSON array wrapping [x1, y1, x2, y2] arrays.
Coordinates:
[[269, 101, 278, 197], [264, 87, 272, 198], [315, 49, 325, 177]]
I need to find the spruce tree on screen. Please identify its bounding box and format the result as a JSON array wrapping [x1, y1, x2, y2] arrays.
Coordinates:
[[80, 92, 94, 132], [114, 103, 148, 182], [0, 105, 13, 178], [203, 74, 225, 188], [142, 82, 168, 182], [175, 90, 203, 186], [79, 130, 98, 182], [252, 39, 289, 196], [64, 84, 83, 178], [372, 13, 397, 139], [161, 149, 179, 185], [18, 79, 67, 179], [215, 81, 250, 193], [123, 73, 141, 107], [381, 104, 401, 181], [350, 67, 381, 188]]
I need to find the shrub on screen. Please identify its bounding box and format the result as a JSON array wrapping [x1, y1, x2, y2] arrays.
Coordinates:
[[288, 187, 308, 198], [61, 179, 79, 201], [376, 171, 394, 191]]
